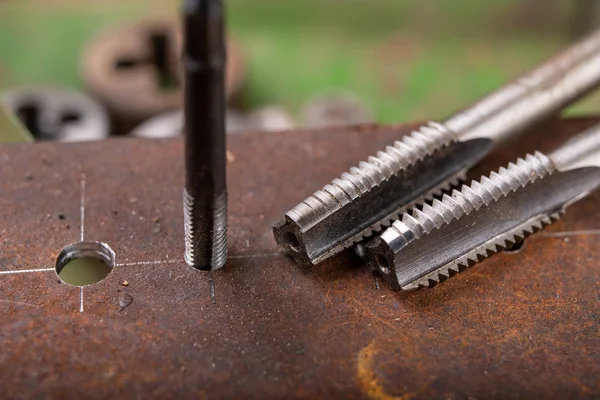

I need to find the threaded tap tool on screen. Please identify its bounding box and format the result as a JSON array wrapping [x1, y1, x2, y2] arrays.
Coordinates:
[[273, 29, 600, 268], [183, 0, 228, 271], [366, 123, 600, 290]]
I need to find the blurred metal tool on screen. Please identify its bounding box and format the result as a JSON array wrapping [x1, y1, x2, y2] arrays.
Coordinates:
[[366, 123, 600, 290], [130, 110, 183, 139], [572, 0, 600, 38], [82, 18, 245, 127], [303, 92, 373, 128], [247, 105, 296, 132], [273, 29, 600, 268], [129, 110, 245, 139], [129, 106, 293, 139], [1, 87, 109, 142], [82, 19, 182, 125], [183, 0, 228, 271]]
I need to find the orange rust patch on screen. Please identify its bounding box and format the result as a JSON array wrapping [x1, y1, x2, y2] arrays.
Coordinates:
[[357, 341, 415, 400]]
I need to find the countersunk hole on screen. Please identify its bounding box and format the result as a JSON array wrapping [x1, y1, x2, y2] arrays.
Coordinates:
[[505, 239, 525, 254], [284, 232, 300, 252], [55, 241, 116, 287], [377, 253, 391, 275]]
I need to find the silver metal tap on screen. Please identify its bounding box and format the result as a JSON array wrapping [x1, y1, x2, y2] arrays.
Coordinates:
[[273, 29, 600, 268], [366, 123, 600, 290]]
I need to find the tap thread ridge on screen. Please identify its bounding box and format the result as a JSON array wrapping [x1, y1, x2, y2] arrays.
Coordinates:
[[390, 151, 555, 242], [287, 122, 455, 230], [184, 188, 228, 270]]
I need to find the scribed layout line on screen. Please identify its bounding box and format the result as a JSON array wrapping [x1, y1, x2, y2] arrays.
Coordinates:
[[0, 267, 54, 275], [209, 272, 216, 304], [0, 299, 42, 308], [116, 260, 181, 267], [80, 174, 86, 242], [228, 253, 280, 260], [79, 287, 84, 313], [116, 254, 280, 268]]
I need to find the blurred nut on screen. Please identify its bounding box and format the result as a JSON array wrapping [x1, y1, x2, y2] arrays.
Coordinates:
[[129, 109, 247, 139], [81, 19, 245, 124], [303, 92, 373, 128], [1, 87, 110, 142], [129, 104, 296, 139], [246, 106, 296, 132], [129, 110, 181, 139]]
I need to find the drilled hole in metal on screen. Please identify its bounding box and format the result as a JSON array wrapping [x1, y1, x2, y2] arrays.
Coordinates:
[[55, 241, 116, 287], [285, 232, 300, 252], [505, 239, 525, 254], [377, 254, 391, 275]]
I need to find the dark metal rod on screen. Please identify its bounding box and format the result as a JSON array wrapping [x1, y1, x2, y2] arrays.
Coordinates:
[[183, 0, 228, 271]]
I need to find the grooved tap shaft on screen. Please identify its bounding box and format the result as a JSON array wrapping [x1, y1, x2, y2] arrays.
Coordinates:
[[274, 28, 600, 268], [183, 0, 228, 271], [367, 123, 600, 290]]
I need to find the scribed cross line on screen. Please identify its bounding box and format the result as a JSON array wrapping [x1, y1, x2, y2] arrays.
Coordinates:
[[209, 272, 216, 304], [116, 260, 181, 267], [0, 173, 209, 313], [0, 268, 54, 275], [80, 175, 85, 313], [80, 174, 86, 242], [80, 287, 84, 313]]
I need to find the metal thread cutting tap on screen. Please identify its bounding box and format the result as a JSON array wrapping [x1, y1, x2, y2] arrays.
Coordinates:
[[183, 0, 228, 271], [273, 29, 600, 268], [366, 123, 600, 290]]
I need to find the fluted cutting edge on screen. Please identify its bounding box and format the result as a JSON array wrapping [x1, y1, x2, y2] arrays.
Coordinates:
[[321, 170, 466, 261], [386, 151, 556, 245], [378, 151, 558, 289], [184, 188, 228, 270], [402, 211, 562, 290]]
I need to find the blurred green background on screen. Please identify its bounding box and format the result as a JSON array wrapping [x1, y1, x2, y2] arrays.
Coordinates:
[[0, 0, 598, 125]]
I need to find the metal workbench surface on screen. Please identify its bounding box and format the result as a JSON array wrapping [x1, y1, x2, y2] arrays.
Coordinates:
[[0, 117, 598, 399]]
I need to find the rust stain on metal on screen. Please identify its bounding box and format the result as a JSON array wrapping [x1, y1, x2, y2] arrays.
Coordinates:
[[0, 118, 599, 398], [357, 341, 416, 400]]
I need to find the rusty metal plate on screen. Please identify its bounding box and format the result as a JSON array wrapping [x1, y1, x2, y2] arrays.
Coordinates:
[[0, 117, 599, 399]]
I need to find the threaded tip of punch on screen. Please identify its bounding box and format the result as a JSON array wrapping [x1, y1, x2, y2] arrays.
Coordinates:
[[184, 188, 228, 270]]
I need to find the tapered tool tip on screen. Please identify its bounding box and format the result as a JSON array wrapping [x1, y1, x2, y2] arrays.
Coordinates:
[[365, 237, 400, 290]]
